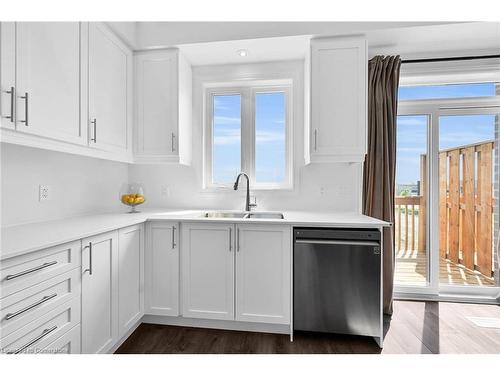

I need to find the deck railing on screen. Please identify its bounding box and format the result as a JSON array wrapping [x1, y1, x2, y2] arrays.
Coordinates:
[[395, 140, 496, 278], [395, 195, 424, 253]]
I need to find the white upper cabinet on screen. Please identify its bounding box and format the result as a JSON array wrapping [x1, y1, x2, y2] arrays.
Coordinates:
[[308, 36, 367, 163], [14, 22, 84, 144], [235, 224, 291, 324], [181, 223, 234, 320], [145, 221, 179, 317], [135, 49, 192, 164], [88, 23, 132, 155], [0, 22, 16, 130]]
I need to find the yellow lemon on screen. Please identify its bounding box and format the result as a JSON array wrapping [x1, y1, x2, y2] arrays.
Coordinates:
[[121, 194, 129, 204]]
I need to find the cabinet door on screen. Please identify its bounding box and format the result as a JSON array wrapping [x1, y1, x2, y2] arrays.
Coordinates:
[[235, 224, 291, 324], [16, 22, 84, 144], [118, 224, 144, 336], [181, 223, 234, 320], [1, 22, 16, 130], [145, 221, 179, 316], [81, 231, 118, 354], [88, 23, 131, 153], [135, 50, 178, 160], [311, 36, 367, 162]]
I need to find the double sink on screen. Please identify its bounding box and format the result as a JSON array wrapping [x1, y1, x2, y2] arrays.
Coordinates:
[[203, 211, 285, 220]]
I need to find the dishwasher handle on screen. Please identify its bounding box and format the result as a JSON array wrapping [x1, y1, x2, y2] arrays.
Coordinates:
[[295, 239, 380, 247]]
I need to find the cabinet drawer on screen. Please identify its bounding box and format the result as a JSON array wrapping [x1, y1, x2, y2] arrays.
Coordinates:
[[0, 268, 80, 337], [0, 297, 80, 354], [1, 240, 81, 298], [42, 324, 81, 354]]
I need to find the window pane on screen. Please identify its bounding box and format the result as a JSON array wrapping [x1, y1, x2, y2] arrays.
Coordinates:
[[394, 115, 429, 287], [212, 94, 241, 184], [255, 92, 286, 183], [399, 82, 496, 101]]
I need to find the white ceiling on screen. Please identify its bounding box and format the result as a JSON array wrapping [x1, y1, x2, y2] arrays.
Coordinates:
[[178, 35, 312, 66], [173, 22, 500, 66], [133, 21, 447, 49], [106, 21, 500, 66]]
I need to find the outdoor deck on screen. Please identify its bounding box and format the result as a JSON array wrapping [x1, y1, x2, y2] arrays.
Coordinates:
[[395, 248, 495, 286]]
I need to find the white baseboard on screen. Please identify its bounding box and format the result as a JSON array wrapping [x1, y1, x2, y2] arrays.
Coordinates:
[[141, 314, 290, 335], [109, 319, 142, 353]]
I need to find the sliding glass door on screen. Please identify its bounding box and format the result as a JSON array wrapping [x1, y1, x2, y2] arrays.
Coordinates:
[[394, 82, 500, 299]]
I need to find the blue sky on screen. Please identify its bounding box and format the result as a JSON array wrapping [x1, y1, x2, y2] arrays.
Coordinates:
[[212, 92, 285, 184], [213, 94, 241, 183], [396, 83, 497, 185]]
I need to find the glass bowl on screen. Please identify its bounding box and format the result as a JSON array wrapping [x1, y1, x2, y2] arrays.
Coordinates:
[[120, 183, 145, 213]]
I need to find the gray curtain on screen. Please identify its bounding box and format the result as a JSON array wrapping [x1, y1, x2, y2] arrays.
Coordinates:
[[363, 55, 401, 315]]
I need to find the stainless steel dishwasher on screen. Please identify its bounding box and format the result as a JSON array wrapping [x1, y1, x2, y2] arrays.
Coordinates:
[[293, 227, 383, 347]]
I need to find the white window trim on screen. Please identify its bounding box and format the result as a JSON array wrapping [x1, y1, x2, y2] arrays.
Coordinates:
[[203, 81, 293, 191]]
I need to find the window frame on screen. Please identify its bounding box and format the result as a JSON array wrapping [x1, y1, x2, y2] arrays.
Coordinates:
[[204, 82, 293, 190]]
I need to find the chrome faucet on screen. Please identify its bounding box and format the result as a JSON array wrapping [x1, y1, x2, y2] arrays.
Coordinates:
[[233, 173, 257, 212]]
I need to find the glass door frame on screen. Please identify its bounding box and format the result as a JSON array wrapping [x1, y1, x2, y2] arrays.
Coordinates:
[[395, 98, 500, 302]]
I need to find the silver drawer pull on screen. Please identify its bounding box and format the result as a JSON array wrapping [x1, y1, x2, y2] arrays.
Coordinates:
[[5, 293, 58, 321], [10, 325, 57, 354], [5, 261, 58, 281]]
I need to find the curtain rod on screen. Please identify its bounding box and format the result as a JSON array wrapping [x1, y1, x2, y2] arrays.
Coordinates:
[[402, 54, 500, 64]]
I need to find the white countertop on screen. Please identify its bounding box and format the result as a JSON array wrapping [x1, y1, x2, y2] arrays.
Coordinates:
[[1, 208, 389, 260]]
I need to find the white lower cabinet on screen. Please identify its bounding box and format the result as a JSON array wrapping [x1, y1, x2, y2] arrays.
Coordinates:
[[235, 224, 291, 324], [181, 223, 234, 320], [145, 221, 179, 316], [180, 222, 291, 325], [81, 230, 119, 354], [118, 224, 144, 336]]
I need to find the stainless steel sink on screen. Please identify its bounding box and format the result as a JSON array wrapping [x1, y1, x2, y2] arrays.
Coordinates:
[[202, 211, 285, 219], [245, 212, 285, 219], [203, 211, 248, 218]]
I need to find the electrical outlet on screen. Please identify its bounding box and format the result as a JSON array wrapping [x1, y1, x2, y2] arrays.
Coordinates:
[[39, 185, 50, 201], [161, 185, 170, 198]]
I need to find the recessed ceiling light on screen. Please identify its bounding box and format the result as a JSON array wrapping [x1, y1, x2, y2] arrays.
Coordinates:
[[236, 49, 248, 57]]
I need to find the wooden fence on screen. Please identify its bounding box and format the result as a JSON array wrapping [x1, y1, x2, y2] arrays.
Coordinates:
[[395, 140, 495, 277], [439, 140, 495, 277]]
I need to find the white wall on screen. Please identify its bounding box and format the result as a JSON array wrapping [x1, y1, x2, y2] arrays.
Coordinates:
[[1, 143, 129, 227], [129, 60, 363, 213]]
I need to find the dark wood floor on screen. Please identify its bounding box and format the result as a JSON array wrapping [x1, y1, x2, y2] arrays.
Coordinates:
[[115, 300, 500, 354]]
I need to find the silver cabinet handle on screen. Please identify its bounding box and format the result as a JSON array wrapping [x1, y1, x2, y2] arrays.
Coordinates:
[[314, 129, 318, 151], [90, 119, 97, 143], [229, 227, 232, 252], [237, 228, 240, 252], [19, 92, 28, 126], [172, 226, 176, 249], [83, 243, 93, 275], [3, 86, 15, 122], [171, 132, 176, 152], [5, 293, 58, 321], [10, 326, 57, 354], [5, 261, 58, 281]]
